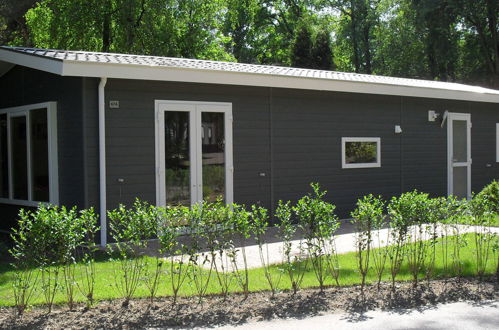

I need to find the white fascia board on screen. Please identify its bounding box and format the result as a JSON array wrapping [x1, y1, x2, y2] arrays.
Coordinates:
[[0, 48, 63, 75], [60, 60, 499, 104]]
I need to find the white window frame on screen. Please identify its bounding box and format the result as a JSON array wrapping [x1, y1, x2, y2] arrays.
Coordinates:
[[0, 102, 58, 206], [341, 137, 381, 169], [154, 100, 233, 207], [496, 123, 499, 162]]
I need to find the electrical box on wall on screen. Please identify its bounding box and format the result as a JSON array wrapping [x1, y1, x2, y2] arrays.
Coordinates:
[[428, 110, 439, 121], [109, 100, 120, 109]]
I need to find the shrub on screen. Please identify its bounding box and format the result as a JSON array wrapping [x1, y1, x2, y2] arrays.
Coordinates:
[[387, 192, 413, 289], [251, 204, 281, 296], [294, 183, 339, 292], [158, 206, 189, 305], [230, 203, 252, 297], [75, 208, 100, 307], [10, 205, 91, 313], [107, 200, 157, 306], [467, 192, 496, 282], [351, 194, 385, 291], [185, 201, 217, 302], [404, 191, 431, 287], [276, 200, 307, 294]]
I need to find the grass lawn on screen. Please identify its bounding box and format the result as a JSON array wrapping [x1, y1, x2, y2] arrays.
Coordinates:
[[0, 233, 497, 308]]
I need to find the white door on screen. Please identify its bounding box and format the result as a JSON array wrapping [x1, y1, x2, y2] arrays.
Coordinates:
[[447, 113, 471, 199], [155, 100, 233, 206]]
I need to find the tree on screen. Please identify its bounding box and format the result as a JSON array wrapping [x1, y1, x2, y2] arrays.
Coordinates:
[[410, 0, 459, 81], [322, 0, 379, 74], [449, 0, 499, 88], [0, 0, 41, 45], [312, 29, 334, 70], [291, 24, 314, 68]]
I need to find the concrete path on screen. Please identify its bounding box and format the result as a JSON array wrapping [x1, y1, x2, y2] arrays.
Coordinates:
[[173, 224, 499, 271], [210, 300, 499, 330]]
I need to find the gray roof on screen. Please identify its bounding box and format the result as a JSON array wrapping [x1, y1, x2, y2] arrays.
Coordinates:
[[1, 46, 499, 101]]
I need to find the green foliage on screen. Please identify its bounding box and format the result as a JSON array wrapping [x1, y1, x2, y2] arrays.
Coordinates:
[[158, 206, 189, 304], [4, 180, 499, 311], [107, 199, 158, 305], [294, 183, 339, 291], [9, 205, 97, 313], [276, 200, 307, 294], [2, 0, 497, 87], [467, 190, 496, 281], [250, 204, 282, 295], [351, 194, 385, 290]]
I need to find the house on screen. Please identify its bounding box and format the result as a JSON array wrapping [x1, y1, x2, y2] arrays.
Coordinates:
[[0, 46, 498, 245]]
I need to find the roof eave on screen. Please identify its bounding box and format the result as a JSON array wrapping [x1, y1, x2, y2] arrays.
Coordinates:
[[61, 60, 499, 104], [0, 47, 63, 76]]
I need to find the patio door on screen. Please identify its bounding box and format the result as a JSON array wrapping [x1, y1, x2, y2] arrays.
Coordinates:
[[447, 113, 471, 199], [155, 100, 233, 206]]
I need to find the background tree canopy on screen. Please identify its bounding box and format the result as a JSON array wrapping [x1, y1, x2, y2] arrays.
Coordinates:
[[0, 0, 497, 88]]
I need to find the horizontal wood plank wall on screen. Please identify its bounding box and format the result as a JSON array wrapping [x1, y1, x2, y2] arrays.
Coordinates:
[[96, 79, 272, 211], [0, 66, 85, 210], [271, 89, 402, 217], [78, 79, 499, 219]]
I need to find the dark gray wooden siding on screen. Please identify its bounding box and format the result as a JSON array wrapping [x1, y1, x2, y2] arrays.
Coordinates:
[[0, 67, 497, 225], [0, 66, 85, 215], [88, 79, 272, 213], [81, 78, 497, 218]]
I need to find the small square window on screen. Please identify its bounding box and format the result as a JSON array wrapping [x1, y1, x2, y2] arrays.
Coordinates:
[[342, 137, 381, 169]]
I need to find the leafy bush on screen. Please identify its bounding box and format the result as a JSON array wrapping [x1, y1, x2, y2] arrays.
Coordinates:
[[107, 199, 158, 305], [467, 192, 496, 282], [230, 203, 252, 297], [10, 205, 95, 313], [158, 206, 189, 305], [294, 183, 339, 292], [76, 208, 100, 307], [251, 204, 282, 296], [276, 200, 307, 294], [351, 194, 385, 291]]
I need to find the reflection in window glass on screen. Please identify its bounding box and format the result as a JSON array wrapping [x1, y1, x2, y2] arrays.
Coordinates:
[[165, 111, 190, 206], [11, 116, 28, 200], [31, 109, 49, 202], [202, 112, 225, 202], [0, 114, 7, 198], [345, 141, 377, 164]]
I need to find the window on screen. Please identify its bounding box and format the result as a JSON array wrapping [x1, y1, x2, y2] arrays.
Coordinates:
[[341, 137, 381, 169], [0, 102, 58, 206]]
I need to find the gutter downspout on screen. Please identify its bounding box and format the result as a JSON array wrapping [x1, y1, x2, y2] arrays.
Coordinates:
[[99, 77, 108, 247]]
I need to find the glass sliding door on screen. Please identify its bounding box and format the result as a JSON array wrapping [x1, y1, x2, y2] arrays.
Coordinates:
[[156, 101, 233, 207], [164, 111, 191, 206]]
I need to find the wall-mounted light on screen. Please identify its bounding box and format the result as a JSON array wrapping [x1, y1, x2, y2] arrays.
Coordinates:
[[428, 110, 440, 122], [395, 125, 402, 134]]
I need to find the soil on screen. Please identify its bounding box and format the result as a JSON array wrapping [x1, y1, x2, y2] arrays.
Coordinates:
[[0, 277, 497, 329]]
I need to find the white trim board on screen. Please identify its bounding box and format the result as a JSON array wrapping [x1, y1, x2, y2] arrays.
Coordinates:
[[154, 100, 234, 207], [496, 123, 499, 163], [61, 61, 499, 103], [0, 101, 59, 206]]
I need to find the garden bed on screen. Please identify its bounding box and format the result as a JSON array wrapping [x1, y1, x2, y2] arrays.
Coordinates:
[[0, 276, 497, 329]]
